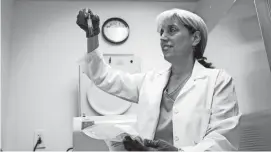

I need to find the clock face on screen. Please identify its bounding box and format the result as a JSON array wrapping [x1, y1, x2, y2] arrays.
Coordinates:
[[102, 18, 129, 44]]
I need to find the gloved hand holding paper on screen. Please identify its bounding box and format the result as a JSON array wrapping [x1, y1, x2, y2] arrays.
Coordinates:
[[81, 115, 138, 151]]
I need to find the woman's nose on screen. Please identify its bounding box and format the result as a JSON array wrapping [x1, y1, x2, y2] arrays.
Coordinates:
[[160, 32, 169, 41]]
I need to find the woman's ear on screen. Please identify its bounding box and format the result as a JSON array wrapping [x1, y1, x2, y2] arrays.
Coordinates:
[[191, 31, 201, 47]]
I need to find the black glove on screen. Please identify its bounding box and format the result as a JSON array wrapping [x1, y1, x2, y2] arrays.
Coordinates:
[[144, 139, 179, 151], [76, 8, 100, 38], [123, 135, 154, 151], [123, 136, 179, 151]]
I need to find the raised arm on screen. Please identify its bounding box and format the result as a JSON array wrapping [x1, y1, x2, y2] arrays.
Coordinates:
[[76, 8, 146, 103]]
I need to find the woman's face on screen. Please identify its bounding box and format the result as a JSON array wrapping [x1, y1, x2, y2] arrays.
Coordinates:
[[160, 18, 194, 62]]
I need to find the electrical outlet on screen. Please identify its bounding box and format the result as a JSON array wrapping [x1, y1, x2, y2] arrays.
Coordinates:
[[33, 129, 46, 149]]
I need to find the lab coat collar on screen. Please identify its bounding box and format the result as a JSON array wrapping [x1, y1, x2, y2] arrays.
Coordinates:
[[160, 60, 207, 100], [177, 60, 206, 99], [190, 60, 206, 80]]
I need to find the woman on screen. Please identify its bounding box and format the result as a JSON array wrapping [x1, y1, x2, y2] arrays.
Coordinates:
[[76, 8, 241, 151]]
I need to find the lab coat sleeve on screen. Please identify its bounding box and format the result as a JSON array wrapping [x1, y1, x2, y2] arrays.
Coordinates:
[[81, 49, 146, 103], [180, 70, 242, 152]]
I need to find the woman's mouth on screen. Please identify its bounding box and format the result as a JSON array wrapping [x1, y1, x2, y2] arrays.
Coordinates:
[[162, 45, 172, 51]]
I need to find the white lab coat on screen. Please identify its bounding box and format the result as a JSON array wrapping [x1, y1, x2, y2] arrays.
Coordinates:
[[82, 49, 242, 151]]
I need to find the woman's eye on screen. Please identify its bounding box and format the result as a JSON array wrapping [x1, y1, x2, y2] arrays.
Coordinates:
[[170, 26, 177, 32]]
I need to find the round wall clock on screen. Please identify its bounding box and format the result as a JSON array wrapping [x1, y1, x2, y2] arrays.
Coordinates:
[[102, 17, 130, 44]]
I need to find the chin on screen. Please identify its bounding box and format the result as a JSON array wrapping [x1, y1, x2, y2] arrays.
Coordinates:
[[163, 54, 174, 63]]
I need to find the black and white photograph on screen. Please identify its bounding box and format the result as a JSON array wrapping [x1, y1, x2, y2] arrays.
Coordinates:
[[1, 0, 271, 151]]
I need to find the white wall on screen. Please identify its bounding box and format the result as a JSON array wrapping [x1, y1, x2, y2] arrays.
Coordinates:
[[1, 0, 15, 149], [3, 1, 195, 150], [194, 0, 235, 33], [205, 0, 271, 114]]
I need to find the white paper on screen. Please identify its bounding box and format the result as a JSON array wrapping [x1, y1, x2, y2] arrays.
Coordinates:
[[82, 123, 139, 142], [81, 115, 138, 151]]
